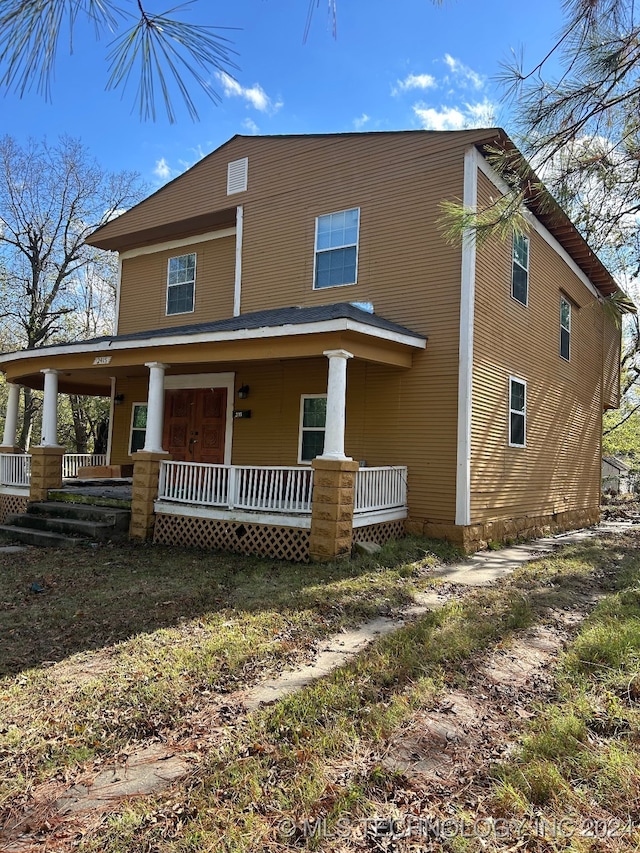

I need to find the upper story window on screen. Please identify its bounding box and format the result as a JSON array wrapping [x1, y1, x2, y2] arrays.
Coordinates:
[[298, 395, 327, 462], [512, 233, 529, 306], [509, 377, 526, 447], [167, 253, 196, 315], [314, 207, 360, 289], [560, 295, 571, 361]]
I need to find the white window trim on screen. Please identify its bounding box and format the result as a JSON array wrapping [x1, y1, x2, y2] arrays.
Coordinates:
[[508, 376, 527, 448], [313, 207, 360, 290], [560, 295, 571, 361], [511, 233, 529, 307], [298, 393, 327, 464], [129, 402, 148, 455], [166, 252, 197, 316]]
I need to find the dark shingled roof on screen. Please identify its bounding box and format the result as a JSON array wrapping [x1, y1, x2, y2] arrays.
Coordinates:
[[32, 303, 426, 352]]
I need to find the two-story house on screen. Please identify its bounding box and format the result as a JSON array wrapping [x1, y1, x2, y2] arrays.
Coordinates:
[[0, 129, 621, 560]]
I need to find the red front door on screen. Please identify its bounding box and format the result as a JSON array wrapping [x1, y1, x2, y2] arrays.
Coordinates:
[[163, 388, 227, 464]]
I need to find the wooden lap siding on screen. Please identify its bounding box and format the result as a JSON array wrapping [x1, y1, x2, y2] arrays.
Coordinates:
[[118, 236, 235, 335], [470, 171, 605, 524]]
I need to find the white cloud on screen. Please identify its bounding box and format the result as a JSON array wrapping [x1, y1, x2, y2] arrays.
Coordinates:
[[393, 73, 436, 95], [443, 54, 485, 90], [413, 105, 466, 131], [153, 157, 172, 181], [242, 118, 260, 134], [413, 98, 496, 131], [216, 72, 282, 113], [353, 113, 370, 130]]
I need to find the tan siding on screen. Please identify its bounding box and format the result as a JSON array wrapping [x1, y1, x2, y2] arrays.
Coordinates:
[[110, 377, 149, 464], [470, 170, 605, 524], [107, 133, 480, 524], [118, 236, 235, 335], [602, 311, 621, 409]]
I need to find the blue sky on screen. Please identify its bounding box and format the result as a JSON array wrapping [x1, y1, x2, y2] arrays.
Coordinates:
[[2, 0, 567, 187]]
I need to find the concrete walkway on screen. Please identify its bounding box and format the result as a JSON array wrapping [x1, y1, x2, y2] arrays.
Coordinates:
[[243, 522, 627, 707]]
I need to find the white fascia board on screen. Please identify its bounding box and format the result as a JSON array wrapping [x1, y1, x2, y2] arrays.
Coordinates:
[[154, 501, 312, 529], [0, 318, 426, 368], [119, 227, 236, 261], [475, 154, 602, 301], [455, 146, 479, 527]]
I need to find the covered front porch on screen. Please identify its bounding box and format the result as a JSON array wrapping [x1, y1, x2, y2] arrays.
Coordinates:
[[0, 303, 425, 560]]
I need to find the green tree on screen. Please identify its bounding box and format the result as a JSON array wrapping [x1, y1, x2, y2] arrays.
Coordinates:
[[0, 1, 337, 123]]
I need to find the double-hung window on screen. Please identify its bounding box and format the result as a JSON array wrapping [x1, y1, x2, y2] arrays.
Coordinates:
[[298, 395, 327, 462], [509, 377, 526, 447], [314, 208, 360, 289], [129, 403, 148, 454], [512, 233, 529, 306], [560, 295, 571, 360], [167, 253, 196, 315]]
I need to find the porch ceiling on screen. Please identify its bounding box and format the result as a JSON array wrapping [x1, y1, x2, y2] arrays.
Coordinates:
[[0, 303, 426, 394]]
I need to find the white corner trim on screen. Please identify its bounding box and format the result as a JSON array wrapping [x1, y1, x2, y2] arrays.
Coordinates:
[[475, 155, 602, 301], [234, 205, 243, 317], [455, 147, 479, 527], [114, 257, 122, 335], [164, 372, 235, 466], [106, 376, 116, 464], [119, 227, 236, 261]]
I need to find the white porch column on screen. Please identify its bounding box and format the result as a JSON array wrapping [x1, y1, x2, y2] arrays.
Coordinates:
[[143, 362, 169, 453], [2, 383, 21, 447], [319, 349, 353, 461], [40, 369, 61, 447]]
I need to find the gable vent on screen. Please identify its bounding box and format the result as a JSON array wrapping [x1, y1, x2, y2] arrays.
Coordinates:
[[227, 157, 248, 195]]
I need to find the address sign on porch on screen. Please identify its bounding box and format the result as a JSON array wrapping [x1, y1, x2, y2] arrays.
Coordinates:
[[93, 356, 112, 365]]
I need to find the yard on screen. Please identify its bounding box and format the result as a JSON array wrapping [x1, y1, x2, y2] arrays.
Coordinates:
[[1, 529, 640, 851]]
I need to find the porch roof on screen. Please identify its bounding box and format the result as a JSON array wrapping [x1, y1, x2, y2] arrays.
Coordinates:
[[0, 303, 427, 394]]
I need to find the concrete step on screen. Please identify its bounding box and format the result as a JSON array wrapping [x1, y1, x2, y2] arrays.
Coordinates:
[[26, 501, 131, 531], [5, 513, 117, 540], [0, 524, 87, 548]]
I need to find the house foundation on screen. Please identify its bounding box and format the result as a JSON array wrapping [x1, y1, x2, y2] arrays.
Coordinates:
[[409, 506, 601, 553]]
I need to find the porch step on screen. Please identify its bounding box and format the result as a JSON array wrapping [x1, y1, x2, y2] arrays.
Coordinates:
[[0, 501, 131, 548], [0, 524, 87, 548], [27, 501, 131, 532]]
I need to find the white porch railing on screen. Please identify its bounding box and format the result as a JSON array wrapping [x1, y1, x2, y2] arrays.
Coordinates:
[[63, 453, 107, 478], [158, 462, 315, 514], [0, 453, 31, 488], [354, 466, 407, 514]]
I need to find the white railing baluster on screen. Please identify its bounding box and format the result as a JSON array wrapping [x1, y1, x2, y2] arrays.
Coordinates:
[[153, 462, 410, 518], [0, 453, 31, 488]]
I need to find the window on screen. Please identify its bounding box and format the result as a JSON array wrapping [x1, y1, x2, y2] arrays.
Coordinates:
[[314, 208, 359, 289], [298, 395, 327, 462], [560, 295, 571, 360], [509, 377, 526, 447], [512, 233, 529, 305], [129, 403, 147, 454], [167, 253, 196, 315]]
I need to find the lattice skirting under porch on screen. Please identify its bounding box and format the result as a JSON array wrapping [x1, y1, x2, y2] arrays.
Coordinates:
[[153, 513, 311, 562], [0, 493, 28, 523], [352, 518, 405, 546]]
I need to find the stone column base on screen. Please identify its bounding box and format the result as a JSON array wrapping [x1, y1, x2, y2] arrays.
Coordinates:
[[309, 458, 359, 562], [29, 446, 65, 502], [129, 451, 171, 540]]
